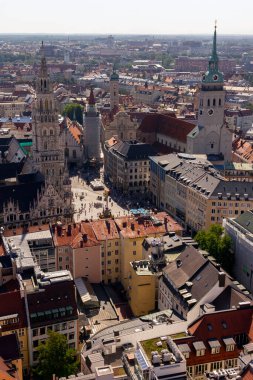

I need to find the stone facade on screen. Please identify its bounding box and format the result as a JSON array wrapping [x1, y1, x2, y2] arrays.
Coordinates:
[[32, 44, 73, 222], [102, 111, 139, 144]]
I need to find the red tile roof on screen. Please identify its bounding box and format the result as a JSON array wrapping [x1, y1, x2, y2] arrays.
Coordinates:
[[115, 212, 182, 239], [138, 113, 195, 143], [90, 219, 120, 241], [241, 364, 253, 380], [53, 223, 100, 248], [66, 117, 82, 145], [233, 138, 253, 163], [180, 308, 253, 366], [3, 224, 50, 237]]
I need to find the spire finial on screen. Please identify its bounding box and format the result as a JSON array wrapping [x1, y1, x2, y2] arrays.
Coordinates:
[[211, 20, 218, 63], [39, 40, 48, 77], [88, 87, 95, 106]]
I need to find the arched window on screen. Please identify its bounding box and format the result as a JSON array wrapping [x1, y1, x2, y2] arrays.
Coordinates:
[[44, 79, 47, 89], [73, 150, 76, 159], [50, 129, 53, 136], [45, 98, 48, 111], [65, 148, 69, 158], [50, 100, 52, 110], [219, 98, 222, 106], [40, 99, 43, 111], [207, 99, 210, 107], [213, 98, 216, 106], [44, 142, 47, 150], [43, 129, 47, 136]]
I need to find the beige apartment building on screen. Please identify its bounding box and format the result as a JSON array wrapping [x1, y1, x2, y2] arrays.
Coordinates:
[[150, 153, 253, 232], [104, 139, 156, 194], [0, 101, 26, 118], [53, 222, 102, 283]]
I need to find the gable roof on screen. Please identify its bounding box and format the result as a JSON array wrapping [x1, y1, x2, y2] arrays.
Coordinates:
[[188, 307, 253, 339], [138, 113, 195, 143], [0, 290, 27, 331], [0, 178, 44, 212], [163, 246, 207, 288], [110, 140, 156, 161]]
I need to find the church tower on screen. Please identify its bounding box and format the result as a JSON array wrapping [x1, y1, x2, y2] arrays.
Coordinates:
[[32, 42, 73, 221], [187, 24, 232, 162], [110, 66, 119, 111], [84, 88, 101, 162]]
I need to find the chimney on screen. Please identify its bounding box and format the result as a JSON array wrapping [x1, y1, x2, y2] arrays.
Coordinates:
[[67, 224, 72, 236], [164, 217, 168, 231], [131, 223, 135, 231], [106, 220, 111, 234], [82, 234, 88, 243], [56, 224, 62, 237], [218, 272, 226, 287], [176, 259, 182, 268]]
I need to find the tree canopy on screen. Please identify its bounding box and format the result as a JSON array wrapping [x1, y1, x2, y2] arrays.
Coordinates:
[[63, 103, 84, 125], [195, 224, 234, 274], [33, 330, 79, 380]]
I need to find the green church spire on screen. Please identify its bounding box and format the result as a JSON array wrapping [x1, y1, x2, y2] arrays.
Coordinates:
[[202, 22, 224, 85]]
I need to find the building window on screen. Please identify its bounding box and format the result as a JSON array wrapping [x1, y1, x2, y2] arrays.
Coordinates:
[[210, 361, 223, 371], [33, 329, 38, 337], [196, 349, 205, 357], [211, 347, 220, 354], [226, 344, 235, 352], [59, 257, 62, 262], [133, 251, 136, 255], [195, 364, 208, 376], [40, 327, 46, 335], [133, 241, 136, 246]]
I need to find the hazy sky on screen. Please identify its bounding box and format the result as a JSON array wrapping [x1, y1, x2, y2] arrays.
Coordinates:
[[0, 0, 253, 35]]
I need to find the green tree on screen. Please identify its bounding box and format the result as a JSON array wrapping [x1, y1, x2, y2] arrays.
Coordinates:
[[63, 103, 84, 125], [33, 330, 79, 380], [195, 224, 233, 274]]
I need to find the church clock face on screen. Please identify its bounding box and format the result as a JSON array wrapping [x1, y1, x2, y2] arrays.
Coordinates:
[[213, 74, 218, 81], [208, 109, 214, 116]]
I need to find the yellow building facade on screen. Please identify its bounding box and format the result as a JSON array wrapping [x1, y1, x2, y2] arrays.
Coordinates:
[[128, 261, 156, 317]]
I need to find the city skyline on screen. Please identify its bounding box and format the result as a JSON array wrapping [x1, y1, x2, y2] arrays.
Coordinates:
[[1, 0, 253, 35]]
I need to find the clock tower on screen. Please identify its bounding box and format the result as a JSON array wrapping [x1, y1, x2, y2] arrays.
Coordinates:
[[187, 24, 232, 162]]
